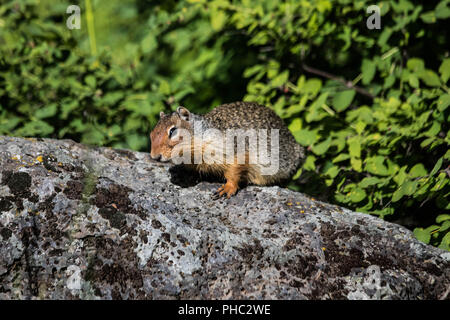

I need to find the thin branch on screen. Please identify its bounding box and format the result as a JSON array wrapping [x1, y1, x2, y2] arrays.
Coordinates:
[[302, 63, 376, 99]]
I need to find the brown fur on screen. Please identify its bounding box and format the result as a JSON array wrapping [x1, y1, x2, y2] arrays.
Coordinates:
[[150, 102, 305, 198]]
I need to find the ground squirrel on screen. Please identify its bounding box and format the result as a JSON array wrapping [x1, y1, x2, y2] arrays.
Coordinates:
[[150, 101, 304, 198]]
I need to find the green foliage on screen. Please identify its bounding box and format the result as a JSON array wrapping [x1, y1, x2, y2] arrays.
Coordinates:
[[1, 0, 159, 150], [185, 0, 450, 248], [0, 0, 449, 248], [0, 0, 253, 149], [414, 213, 450, 250]]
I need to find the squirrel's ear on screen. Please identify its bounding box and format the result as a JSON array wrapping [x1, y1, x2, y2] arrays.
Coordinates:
[[177, 106, 190, 121], [159, 111, 165, 118]]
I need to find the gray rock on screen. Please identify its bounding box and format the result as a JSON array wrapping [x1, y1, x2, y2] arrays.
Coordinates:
[[0, 136, 448, 300]]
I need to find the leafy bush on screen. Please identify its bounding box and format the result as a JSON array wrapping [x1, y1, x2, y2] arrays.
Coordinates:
[[0, 0, 449, 249], [202, 0, 450, 249], [0, 0, 161, 150], [0, 0, 253, 150]]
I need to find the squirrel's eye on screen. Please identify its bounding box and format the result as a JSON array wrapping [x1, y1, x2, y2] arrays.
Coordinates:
[[169, 127, 177, 138]]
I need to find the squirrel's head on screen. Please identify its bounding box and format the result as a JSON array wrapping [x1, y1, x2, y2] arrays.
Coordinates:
[[150, 106, 192, 162]]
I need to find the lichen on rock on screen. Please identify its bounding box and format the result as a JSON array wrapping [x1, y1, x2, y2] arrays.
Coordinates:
[[0, 136, 448, 300]]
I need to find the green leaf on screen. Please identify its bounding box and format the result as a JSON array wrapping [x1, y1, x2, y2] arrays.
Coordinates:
[[141, 34, 157, 54], [409, 163, 427, 178], [383, 74, 396, 89], [347, 136, 361, 158], [126, 133, 147, 150], [445, 150, 450, 160], [332, 90, 356, 112], [420, 11, 436, 24], [324, 165, 340, 178], [312, 136, 332, 155], [0, 116, 20, 133], [393, 180, 419, 202], [413, 228, 431, 244], [159, 80, 171, 95], [82, 128, 105, 145], [438, 232, 450, 251], [392, 189, 404, 202], [430, 157, 443, 176], [35, 103, 57, 119], [420, 137, 434, 148], [244, 65, 264, 78], [378, 28, 392, 47], [16, 120, 54, 136], [61, 100, 79, 119], [350, 158, 362, 172], [292, 129, 317, 146], [437, 94, 450, 112], [403, 180, 419, 196], [292, 168, 302, 180], [302, 78, 322, 96], [406, 58, 425, 72], [435, 1, 450, 19], [354, 121, 366, 135], [418, 69, 441, 87], [305, 93, 329, 122], [102, 92, 124, 106], [424, 121, 440, 137], [288, 118, 302, 131], [436, 214, 450, 224], [359, 177, 383, 188], [84, 75, 96, 88], [211, 9, 227, 31], [271, 71, 289, 87], [440, 221, 450, 232], [361, 59, 376, 85], [173, 87, 195, 101], [348, 188, 366, 203], [365, 156, 390, 176], [408, 74, 419, 88], [304, 155, 316, 171], [439, 59, 450, 82], [333, 153, 350, 163]]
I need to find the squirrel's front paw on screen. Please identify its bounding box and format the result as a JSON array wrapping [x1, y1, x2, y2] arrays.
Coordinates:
[[213, 182, 238, 199]]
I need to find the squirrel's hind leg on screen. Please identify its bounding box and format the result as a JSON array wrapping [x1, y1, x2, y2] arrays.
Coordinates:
[[215, 164, 246, 198]]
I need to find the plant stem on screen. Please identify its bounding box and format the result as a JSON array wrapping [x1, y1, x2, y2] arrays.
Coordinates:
[[85, 0, 97, 57], [302, 63, 376, 99]]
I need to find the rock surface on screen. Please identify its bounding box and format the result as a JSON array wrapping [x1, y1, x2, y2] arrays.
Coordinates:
[[0, 136, 448, 300]]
